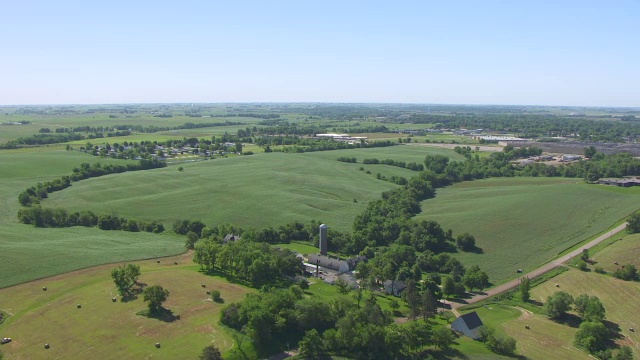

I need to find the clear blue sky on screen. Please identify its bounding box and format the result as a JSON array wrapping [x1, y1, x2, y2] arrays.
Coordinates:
[[2, 1, 639, 106]]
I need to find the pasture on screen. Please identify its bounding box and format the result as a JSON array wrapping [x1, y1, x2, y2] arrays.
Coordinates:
[[43, 147, 462, 232], [0, 254, 252, 359], [416, 177, 640, 284], [457, 305, 589, 360], [590, 234, 640, 273], [532, 268, 640, 358]]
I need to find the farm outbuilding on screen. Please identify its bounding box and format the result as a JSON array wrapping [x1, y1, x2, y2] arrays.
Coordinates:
[[307, 254, 349, 273], [451, 311, 484, 339]]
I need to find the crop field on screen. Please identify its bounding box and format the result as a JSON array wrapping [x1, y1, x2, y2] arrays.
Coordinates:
[[0, 150, 185, 288], [532, 267, 640, 358], [1, 145, 461, 287], [0, 255, 253, 359], [416, 177, 640, 284], [590, 234, 640, 273], [42, 148, 460, 232]]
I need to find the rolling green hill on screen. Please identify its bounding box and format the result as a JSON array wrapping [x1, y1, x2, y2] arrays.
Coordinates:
[[43, 148, 458, 232]]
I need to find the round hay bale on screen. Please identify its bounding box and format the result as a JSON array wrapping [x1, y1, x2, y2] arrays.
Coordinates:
[[112, 297, 117, 302], [206, 291, 211, 295], [156, 260, 160, 264], [44, 343, 50, 349], [155, 342, 161, 348], [42, 287, 47, 291], [201, 284, 206, 288], [173, 262, 178, 265], [77, 304, 82, 309]]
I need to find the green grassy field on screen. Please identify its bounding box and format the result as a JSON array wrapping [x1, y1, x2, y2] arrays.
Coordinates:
[[590, 234, 640, 273], [532, 267, 640, 358], [458, 304, 590, 360], [0, 145, 462, 288], [416, 177, 640, 284], [0, 255, 253, 359], [0, 150, 185, 288], [43, 148, 459, 232]]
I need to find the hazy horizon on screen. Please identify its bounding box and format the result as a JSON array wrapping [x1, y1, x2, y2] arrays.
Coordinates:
[[3, 1, 639, 107]]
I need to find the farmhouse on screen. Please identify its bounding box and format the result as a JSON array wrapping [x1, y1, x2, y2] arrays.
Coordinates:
[[383, 280, 406, 296], [451, 311, 484, 339]]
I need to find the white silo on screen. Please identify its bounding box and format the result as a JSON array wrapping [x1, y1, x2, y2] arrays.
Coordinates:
[[319, 224, 328, 255]]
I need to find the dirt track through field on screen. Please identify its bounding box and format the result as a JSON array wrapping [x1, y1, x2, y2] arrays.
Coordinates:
[[452, 223, 628, 309]]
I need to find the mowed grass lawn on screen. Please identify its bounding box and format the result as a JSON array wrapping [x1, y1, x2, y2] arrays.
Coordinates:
[[0, 150, 185, 288], [532, 268, 640, 358], [416, 177, 640, 284], [0, 255, 252, 360], [44, 147, 462, 232]]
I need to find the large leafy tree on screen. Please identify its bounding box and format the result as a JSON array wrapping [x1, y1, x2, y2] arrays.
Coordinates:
[[111, 264, 141, 296], [575, 321, 609, 353], [544, 291, 574, 319], [462, 265, 490, 291], [143, 285, 170, 313], [627, 211, 640, 233], [199, 345, 223, 360]]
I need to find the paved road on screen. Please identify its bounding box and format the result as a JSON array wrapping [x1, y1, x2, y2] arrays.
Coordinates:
[[452, 223, 628, 308]]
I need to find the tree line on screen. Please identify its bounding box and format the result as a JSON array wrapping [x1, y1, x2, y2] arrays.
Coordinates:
[[18, 159, 166, 207], [385, 113, 640, 142], [17, 207, 165, 233]]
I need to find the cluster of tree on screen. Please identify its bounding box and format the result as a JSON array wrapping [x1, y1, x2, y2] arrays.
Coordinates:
[[17, 207, 165, 232], [613, 264, 638, 281], [385, 113, 640, 142], [271, 139, 396, 154], [427, 146, 640, 184], [626, 211, 640, 234], [337, 156, 357, 163], [335, 125, 389, 133], [193, 239, 302, 287], [0, 133, 85, 148], [374, 172, 408, 185], [18, 159, 166, 206], [543, 291, 632, 358], [502, 145, 543, 160], [218, 113, 281, 119], [83, 136, 249, 159], [220, 286, 449, 359], [175, 219, 326, 246], [478, 326, 517, 356], [362, 158, 425, 171]]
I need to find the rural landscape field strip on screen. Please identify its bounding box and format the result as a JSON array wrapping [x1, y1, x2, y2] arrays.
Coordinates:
[[417, 178, 640, 284], [532, 269, 640, 358], [0, 256, 252, 359]]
